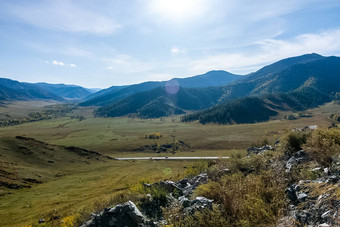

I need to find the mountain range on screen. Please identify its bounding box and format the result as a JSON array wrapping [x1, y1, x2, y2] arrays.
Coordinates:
[[94, 53, 340, 121], [1, 53, 339, 124], [80, 70, 241, 106], [182, 54, 340, 124], [0, 79, 94, 101]]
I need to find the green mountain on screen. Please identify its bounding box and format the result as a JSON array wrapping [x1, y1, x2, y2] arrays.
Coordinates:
[[95, 86, 224, 118], [182, 87, 330, 124], [218, 53, 327, 103], [0, 78, 98, 101], [80, 70, 241, 106], [95, 54, 340, 121], [35, 83, 93, 99], [0, 78, 65, 101], [182, 54, 340, 124]]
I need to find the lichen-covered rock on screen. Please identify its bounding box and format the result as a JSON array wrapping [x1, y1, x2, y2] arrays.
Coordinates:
[[281, 177, 339, 226], [285, 150, 309, 173], [247, 145, 274, 155], [81, 201, 152, 227]]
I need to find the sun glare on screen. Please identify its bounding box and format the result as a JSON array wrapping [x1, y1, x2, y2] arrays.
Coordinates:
[[148, 0, 206, 22]]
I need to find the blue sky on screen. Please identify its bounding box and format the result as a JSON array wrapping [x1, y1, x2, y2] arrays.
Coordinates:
[[1, 0, 340, 88]]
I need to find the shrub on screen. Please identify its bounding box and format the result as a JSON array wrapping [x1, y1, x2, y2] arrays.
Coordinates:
[[184, 205, 229, 227], [226, 155, 267, 175], [250, 137, 269, 147], [194, 170, 285, 227], [303, 128, 340, 167], [184, 160, 209, 178], [284, 130, 310, 153]]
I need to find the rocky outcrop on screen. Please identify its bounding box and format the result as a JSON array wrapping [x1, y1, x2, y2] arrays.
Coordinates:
[[280, 156, 340, 227], [285, 150, 310, 173], [81, 201, 157, 227], [247, 145, 274, 155], [81, 148, 340, 227], [81, 173, 211, 227]]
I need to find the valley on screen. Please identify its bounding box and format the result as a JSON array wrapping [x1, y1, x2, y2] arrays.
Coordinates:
[[0, 54, 339, 226], [0, 99, 338, 226], [1, 1, 340, 225]]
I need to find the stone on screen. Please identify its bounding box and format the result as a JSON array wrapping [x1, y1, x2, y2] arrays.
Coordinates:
[[321, 210, 332, 219], [155, 180, 180, 193], [285, 185, 298, 203], [218, 168, 230, 176], [247, 145, 274, 155], [297, 193, 308, 202], [183, 196, 213, 215], [81, 200, 147, 227], [178, 196, 190, 208], [319, 223, 330, 227], [285, 150, 309, 173]]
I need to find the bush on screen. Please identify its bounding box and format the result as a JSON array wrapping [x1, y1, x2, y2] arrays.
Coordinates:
[[184, 160, 209, 178], [194, 170, 285, 226], [304, 128, 340, 167], [185, 205, 229, 227], [284, 130, 310, 153], [250, 137, 269, 147], [226, 155, 267, 175]]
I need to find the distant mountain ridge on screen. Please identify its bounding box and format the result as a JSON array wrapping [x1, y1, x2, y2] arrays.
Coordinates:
[[218, 53, 326, 103], [182, 54, 340, 124], [80, 70, 241, 106], [95, 53, 340, 120], [35, 83, 92, 99], [0, 78, 95, 101], [0, 78, 65, 101], [95, 86, 225, 118], [2, 53, 339, 124]]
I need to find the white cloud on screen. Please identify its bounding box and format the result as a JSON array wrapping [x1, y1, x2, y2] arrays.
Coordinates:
[[52, 60, 65, 66], [103, 54, 155, 73], [144, 73, 174, 81], [187, 28, 340, 75], [47, 60, 76, 67], [171, 46, 186, 54], [7, 1, 121, 34], [171, 47, 179, 53], [146, 0, 211, 23]]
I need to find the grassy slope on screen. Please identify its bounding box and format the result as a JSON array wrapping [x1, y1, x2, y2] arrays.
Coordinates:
[[0, 102, 338, 226], [0, 101, 60, 120]]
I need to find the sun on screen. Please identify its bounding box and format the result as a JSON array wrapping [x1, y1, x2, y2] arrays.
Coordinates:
[[148, 0, 207, 23]]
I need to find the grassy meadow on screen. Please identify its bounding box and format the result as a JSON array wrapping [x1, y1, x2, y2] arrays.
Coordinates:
[[0, 101, 338, 226]]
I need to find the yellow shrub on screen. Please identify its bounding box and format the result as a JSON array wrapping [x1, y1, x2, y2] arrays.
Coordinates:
[[304, 128, 340, 166], [60, 215, 77, 227]]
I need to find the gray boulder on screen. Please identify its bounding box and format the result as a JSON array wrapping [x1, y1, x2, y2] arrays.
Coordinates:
[[81, 200, 151, 227], [285, 150, 309, 173], [247, 145, 274, 155]]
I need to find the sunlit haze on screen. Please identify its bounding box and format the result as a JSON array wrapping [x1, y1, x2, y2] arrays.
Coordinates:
[[1, 0, 340, 88]]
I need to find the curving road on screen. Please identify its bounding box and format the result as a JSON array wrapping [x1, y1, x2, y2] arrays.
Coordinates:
[[115, 156, 229, 160]]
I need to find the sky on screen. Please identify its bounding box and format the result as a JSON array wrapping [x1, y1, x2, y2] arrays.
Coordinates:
[[0, 0, 340, 88]]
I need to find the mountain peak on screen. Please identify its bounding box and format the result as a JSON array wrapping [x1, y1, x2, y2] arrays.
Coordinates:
[[252, 53, 325, 78]]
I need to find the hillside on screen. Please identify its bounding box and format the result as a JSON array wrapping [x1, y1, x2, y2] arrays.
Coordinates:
[[0, 136, 111, 190], [218, 54, 337, 103], [169, 70, 240, 88], [182, 87, 330, 124], [94, 54, 340, 120], [181, 55, 340, 124], [80, 70, 241, 106], [95, 86, 224, 118], [0, 78, 66, 102], [83, 85, 128, 101], [35, 83, 93, 99]]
